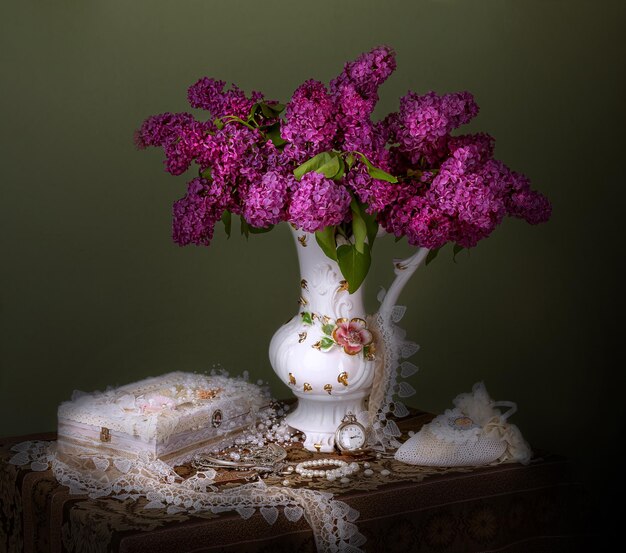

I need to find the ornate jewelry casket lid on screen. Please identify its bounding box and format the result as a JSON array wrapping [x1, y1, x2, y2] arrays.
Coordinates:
[[57, 372, 271, 463]]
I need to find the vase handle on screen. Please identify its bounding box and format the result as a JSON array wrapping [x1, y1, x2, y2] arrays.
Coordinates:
[[378, 247, 429, 321]]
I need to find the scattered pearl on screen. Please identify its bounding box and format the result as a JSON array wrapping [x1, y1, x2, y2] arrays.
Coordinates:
[[286, 466, 294, 473], [408, 430, 415, 437], [282, 480, 290, 486], [363, 469, 374, 476], [380, 469, 390, 476], [363, 462, 370, 469], [375, 453, 382, 460], [340, 477, 350, 484]]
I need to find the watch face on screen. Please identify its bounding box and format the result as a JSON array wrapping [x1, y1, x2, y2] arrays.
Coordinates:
[[337, 423, 366, 450]]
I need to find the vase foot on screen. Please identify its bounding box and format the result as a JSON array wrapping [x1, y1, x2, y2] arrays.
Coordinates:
[[286, 393, 368, 452]]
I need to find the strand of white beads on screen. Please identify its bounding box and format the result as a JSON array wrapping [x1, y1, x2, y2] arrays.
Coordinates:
[[294, 459, 359, 481]]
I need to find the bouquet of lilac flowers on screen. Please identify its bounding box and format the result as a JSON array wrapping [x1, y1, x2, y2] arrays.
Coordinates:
[[136, 46, 550, 292]]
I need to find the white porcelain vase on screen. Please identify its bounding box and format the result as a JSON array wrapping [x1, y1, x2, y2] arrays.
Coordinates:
[[269, 228, 376, 452], [269, 227, 429, 452]]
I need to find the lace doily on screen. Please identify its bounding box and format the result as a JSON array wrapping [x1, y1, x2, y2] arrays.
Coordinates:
[[365, 249, 428, 450], [9, 440, 365, 553]]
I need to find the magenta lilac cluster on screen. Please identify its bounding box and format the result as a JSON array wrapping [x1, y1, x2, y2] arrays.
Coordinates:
[[136, 46, 550, 251]]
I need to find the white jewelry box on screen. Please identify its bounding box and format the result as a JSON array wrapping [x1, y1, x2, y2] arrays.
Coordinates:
[[57, 372, 271, 464]]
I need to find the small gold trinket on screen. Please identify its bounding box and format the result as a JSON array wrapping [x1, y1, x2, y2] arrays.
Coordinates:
[[337, 372, 349, 386], [303, 382, 312, 392], [197, 388, 221, 400], [323, 384, 332, 395], [298, 332, 307, 343], [211, 410, 223, 428], [100, 427, 111, 443], [289, 372, 296, 385], [297, 234, 308, 247]]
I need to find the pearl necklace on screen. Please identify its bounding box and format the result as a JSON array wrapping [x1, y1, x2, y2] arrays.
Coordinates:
[[295, 459, 359, 480]]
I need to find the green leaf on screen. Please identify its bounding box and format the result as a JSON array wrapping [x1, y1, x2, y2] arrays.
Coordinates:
[[332, 156, 346, 181], [301, 312, 313, 325], [264, 123, 287, 147], [247, 102, 260, 121], [315, 226, 338, 261], [363, 209, 378, 251], [221, 211, 231, 238], [345, 153, 355, 169], [293, 152, 333, 180], [322, 323, 335, 336], [319, 336, 335, 351], [350, 199, 367, 254], [337, 243, 371, 294], [357, 153, 398, 183], [240, 217, 250, 239], [260, 102, 284, 119], [452, 244, 464, 262], [200, 167, 212, 180], [260, 103, 277, 119], [425, 248, 440, 266], [214, 118, 224, 130], [350, 198, 378, 252], [394, 235, 403, 243], [316, 155, 341, 179], [248, 224, 274, 234]]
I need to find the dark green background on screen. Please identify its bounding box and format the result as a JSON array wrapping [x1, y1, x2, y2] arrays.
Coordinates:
[[1, 0, 623, 491]]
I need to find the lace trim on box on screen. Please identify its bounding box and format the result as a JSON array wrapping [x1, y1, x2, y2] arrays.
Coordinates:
[[9, 441, 365, 553]]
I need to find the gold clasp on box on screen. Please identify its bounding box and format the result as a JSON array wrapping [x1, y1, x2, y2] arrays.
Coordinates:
[[100, 427, 111, 442]]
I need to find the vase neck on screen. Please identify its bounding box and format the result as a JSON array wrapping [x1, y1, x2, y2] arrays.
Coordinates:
[[291, 228, 367, 320]]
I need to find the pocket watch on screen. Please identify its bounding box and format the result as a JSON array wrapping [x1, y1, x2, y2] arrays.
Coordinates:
[[335, 412, 368, 453]]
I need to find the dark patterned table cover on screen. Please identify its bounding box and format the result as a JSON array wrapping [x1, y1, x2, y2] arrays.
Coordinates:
[[0, 410, 594, 552]]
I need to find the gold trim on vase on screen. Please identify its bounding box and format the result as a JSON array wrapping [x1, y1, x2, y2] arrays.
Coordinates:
[[337, 280, 349, 292], [300, 279, 308, 290], [298, 332, 307, 343], [303, 382, 312, 392], [337, 372, 349, 386], [289, 373, 296, 385], [297, 235, 308, 247], [323, 384, 332, 395]]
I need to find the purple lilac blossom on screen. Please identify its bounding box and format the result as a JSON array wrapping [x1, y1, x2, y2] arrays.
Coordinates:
[[188, 77, 263, 119], [134, 113, 195, 149], [138, 45, 551, 253], [281, 80, 336, 155], [288, 172, 351, 232], [242, 170, 293, 228], [172, 178, 230, 246], [330, 45, 396, 103], [386, 91, 479, 164]]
